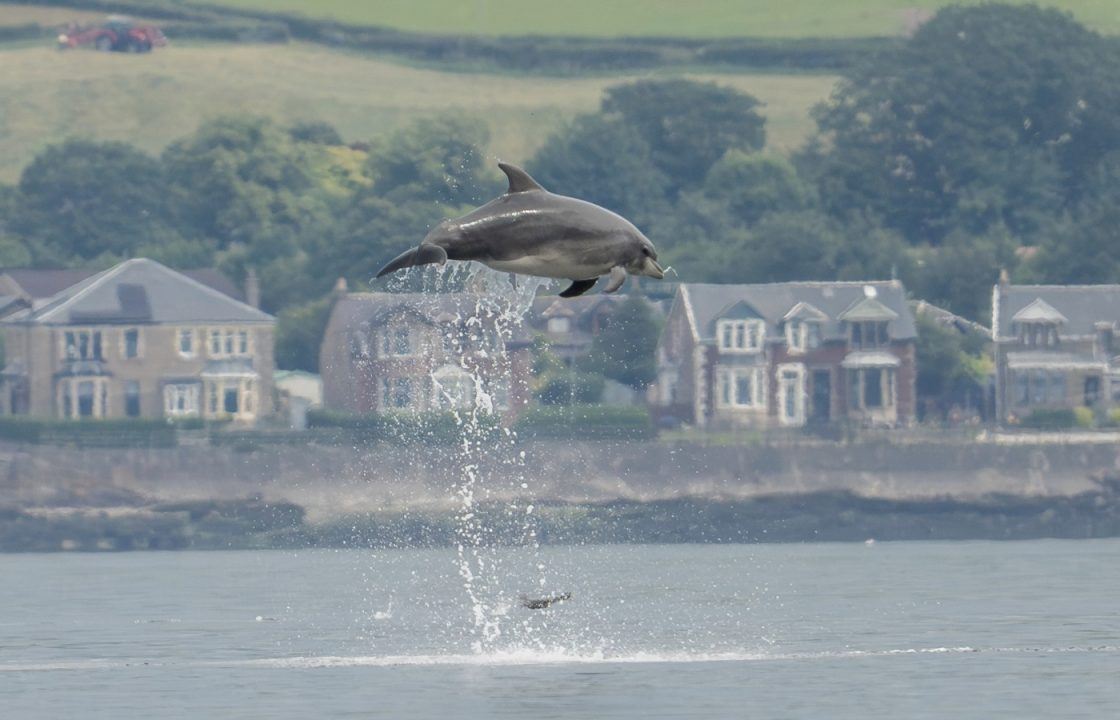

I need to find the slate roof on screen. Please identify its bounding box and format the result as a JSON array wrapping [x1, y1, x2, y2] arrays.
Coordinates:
[[0, 267, 244, 302], [680, 281, 916, 342], [996, 285, 1120, 339], [3, 258, 272, 326]]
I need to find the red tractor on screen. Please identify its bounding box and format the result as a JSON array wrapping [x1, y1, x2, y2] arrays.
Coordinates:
[[57, 16, 167, 53]]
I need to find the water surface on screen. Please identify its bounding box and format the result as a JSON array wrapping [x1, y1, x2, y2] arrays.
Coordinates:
[[1, 541, 1117, 718]]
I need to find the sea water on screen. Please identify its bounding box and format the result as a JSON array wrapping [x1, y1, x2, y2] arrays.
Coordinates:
[[1, 540, 1118, 719]]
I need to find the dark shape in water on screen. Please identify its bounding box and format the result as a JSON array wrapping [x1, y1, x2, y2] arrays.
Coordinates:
[[520, 592, 572, 610], [375, 163, 665, 297]]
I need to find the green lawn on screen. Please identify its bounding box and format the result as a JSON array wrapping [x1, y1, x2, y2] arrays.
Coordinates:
[[186, 0, 1120, 37], [0, 43, 837, 182]]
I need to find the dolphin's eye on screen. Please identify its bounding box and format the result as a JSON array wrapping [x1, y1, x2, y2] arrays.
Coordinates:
[[642, 247, 652, 256]]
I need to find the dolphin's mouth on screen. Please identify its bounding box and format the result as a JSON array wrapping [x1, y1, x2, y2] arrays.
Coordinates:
[[645, 257, 666, 279]]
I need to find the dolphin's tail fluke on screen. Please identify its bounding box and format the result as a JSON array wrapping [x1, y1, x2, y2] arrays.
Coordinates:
[[375, 244, 449, 278]]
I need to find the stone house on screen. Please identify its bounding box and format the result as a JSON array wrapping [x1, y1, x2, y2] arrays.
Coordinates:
[[992, 280, 1120, 423], [319, 292, 534, 418], [0, 258, 274, 423], [652, 281, 917, 429]]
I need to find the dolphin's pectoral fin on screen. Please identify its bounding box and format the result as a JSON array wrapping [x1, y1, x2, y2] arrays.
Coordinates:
[[375, 244, 448, 278], [603, 266, 627, 294], [498, 162, 545, 193], [559, 278, 597, 298]]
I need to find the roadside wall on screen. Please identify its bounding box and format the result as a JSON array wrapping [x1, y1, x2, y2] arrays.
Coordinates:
[[0, 438, 1115, 521]]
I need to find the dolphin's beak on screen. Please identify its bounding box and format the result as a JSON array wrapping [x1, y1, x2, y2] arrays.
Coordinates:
[[644, 257, 665, 279]]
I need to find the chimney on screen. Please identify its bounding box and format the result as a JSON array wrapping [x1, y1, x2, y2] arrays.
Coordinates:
[[1094, 322, 1114, 359], [245, 268, 261, 309]]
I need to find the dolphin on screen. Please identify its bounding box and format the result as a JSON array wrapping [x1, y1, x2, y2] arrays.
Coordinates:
[[375, 163, 665, 297]]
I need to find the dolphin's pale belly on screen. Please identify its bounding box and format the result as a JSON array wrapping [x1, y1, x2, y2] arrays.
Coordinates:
[[481, 253, 610, 280]]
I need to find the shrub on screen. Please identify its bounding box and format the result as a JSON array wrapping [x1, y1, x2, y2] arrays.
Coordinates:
[[536, 371, 606, 406], [306, 409, 499, 444], [1019, 408, 1077, 430], [1073, 406, 1095, 428], [0, 417, 176, 447], [514, 404, 654, 440]]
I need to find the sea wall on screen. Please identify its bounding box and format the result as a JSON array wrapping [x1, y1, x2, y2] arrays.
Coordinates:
[[1, 437, 1116, 520]]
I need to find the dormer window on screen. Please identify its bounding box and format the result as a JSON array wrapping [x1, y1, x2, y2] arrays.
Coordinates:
[[786, 319, 821, 353], [1018, 322, 1058, 347], [717, 319, 764, 353], [850, 321, 889, 349]]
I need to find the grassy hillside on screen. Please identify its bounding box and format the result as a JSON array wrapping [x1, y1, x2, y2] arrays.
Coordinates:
[[186, 0, 1120, 38], [0, 43, 836, 182]]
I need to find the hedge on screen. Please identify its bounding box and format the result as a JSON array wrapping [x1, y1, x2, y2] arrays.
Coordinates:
[[0, 417, 177, 447], [1019, 408, 1083, 430], [306, 409, 500, 445], [514, 404, 654, 440]]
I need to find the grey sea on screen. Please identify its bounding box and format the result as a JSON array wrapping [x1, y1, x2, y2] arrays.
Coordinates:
[[1, 540, 1118, 719]]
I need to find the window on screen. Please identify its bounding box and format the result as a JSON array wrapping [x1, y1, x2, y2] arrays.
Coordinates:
[[717, 320, 764, 353], [380, 325, 413, 357], [850, 321, 889, 349], [848, 368, 896, 410], [163, 383, 199, 417], [63, 330, 103, 360], [380, 377, 414, 409], [125, 381, 141, 417], [547, 317, 571, 334], [208, 328, 251, 358], [433, 366, 474, 410], [1015, 371, 1066, 406], [178, 328, 195, 357], [1019, 322, 1058, 347], [123, 328, 140, 359], [716, 367, 763, 409], [786, 320, 821, 353]]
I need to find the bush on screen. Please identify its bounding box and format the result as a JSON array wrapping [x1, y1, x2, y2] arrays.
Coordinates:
[[536, 371, 606, 405], [1019, 408, 1078, 430], [0, 417, 176, 447], [306, 409, 499, 444], [514, 404, 654, 440], [1073, 407, 1095, 428]]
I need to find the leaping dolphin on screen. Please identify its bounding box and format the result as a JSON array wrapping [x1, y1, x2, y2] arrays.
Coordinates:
[[375, 163, 665, 297]]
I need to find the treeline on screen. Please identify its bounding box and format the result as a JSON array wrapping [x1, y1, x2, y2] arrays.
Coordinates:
[[1, 0, 893, 73], [1, 5, 1119, 373]]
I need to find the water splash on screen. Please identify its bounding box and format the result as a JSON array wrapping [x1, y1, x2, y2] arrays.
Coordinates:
[[408, 262, 554, 653]]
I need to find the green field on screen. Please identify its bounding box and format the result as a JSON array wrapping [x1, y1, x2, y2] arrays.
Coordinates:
[[0, 43, 837, 182], [187, 0, 1120, 37]]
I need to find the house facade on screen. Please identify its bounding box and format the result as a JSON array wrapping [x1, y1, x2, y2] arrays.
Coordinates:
[[0, 259, 274, 423], [319, 292, 533, 418], [652, 281, 917, 429], [992, 281, 1120, 423]]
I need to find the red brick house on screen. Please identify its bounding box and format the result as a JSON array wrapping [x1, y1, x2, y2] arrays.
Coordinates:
[[652, 281, 917, 429], [319, 292, 534, 418]]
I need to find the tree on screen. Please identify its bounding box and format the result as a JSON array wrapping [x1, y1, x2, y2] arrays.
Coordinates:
[[808, 4, 1120, 244], [702, 150, 811, 225], [12, 139, 180, 263], [581, 295, 662, 389], [602, 79, 765, 194], [275, 294, 334, 372], [367, 117, 494, 206], [914, 312, 990, 419], [531, 115, 669, 226]]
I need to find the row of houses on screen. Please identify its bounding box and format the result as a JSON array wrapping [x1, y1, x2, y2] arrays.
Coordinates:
[[0, 258, 1118, 431]]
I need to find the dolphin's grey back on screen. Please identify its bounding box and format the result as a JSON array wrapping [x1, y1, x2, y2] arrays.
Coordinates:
[[431, 191, 638, 267]]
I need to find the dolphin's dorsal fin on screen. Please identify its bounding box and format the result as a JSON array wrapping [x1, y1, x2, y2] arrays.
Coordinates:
[[499, 162, 545, 193]]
